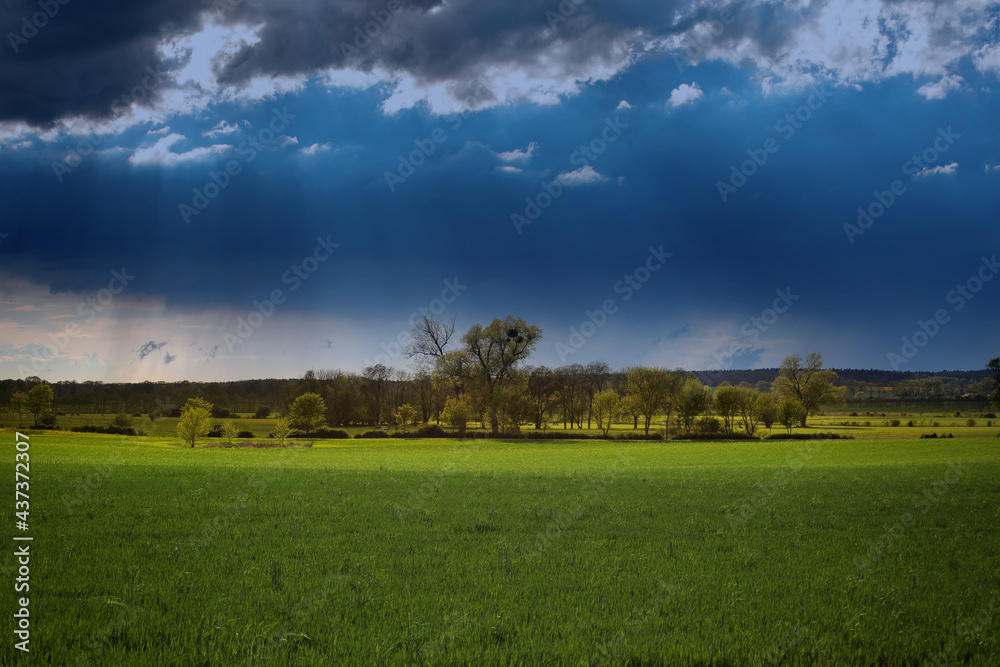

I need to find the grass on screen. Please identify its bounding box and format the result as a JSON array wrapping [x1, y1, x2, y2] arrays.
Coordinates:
[[1, 432, 998, 665]]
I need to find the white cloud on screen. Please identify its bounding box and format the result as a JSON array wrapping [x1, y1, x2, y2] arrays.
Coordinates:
[[128, 133, 229, 167], [975, 43, 1000, 76], [668, 82, 703, 107], [666, 0, 996, 97], [496, 165, 522, 174], [986, 164, 1000, 173], [202, 120, 241, 138], [616, 99, 632, 110], [301, 142, 333, 156], [558, 165, 608, 186], [915, 162, 959, 178], [498, 141, 538, 164], [916, 75, 964, 100], [275, 135, 298, 149]]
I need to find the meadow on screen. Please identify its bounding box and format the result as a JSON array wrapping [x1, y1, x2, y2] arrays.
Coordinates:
[[1, 431, 998, 665]]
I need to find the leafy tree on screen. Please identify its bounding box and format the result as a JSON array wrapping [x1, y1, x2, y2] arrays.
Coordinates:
[[712, 385, 740, 435], [361, 364, 392, 425], [526, 366, 559, 429], [676, 379, 710, 434], [177, 407, 212, 447], [9, 391, 27, 428], [583, 361, 612, 428], [395, 403, 418, 427], [989, 357, 1000, 410], [625, 367, 676, 435], [735, 388, 774, 437], [25, 382, 54, 427], [462, 315, 542, 434], [254, 406, 272, 419], [592, 389, 622, 436], [440, 396, 471, 436], [272, 417, 292, 445], [181, 396, 213, 415], [776, 397, 807, 435], [221, 420, 239, 445], [288, 392, 327, 430], [772, 353, 843, 427]]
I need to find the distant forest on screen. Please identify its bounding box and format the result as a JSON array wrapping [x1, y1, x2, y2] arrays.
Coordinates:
[[0, 367, 992, 424]]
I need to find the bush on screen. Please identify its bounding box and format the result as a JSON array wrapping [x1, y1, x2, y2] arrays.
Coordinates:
[[920, 433, 938, 439], [255, 407, 272, 419], [890, 419, 901, 427], [237, 430, 255, 438], [615, 432, 667, 441], [966, 418, 977, 427], [413, 424, 448, 438], [206, 425, 223, 438], [765, 432, 854, 440], [70, 424, 138, 436], [907, 421, 914, 427], [672, 432, 754, 441], [355, 430, 392, 439], [36, 412, 59, 430]]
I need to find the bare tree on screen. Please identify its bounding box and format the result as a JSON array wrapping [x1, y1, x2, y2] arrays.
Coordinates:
[[406, 315, 456, 359]]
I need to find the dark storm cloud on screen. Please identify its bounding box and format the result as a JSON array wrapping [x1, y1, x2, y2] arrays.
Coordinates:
[[0, 0, 209, 126], [2, 0, 697, 127]]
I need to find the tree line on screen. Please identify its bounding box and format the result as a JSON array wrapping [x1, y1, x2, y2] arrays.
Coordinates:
[[5, 315, 999, 437]]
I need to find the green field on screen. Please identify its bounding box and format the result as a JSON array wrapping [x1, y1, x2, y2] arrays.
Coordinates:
[[3, 432, 999, 665]]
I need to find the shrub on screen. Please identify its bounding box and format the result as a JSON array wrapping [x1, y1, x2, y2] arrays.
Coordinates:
[[672, 432, 754, 441], [255, 407, 272, 419], [966, 418, 977, 427], [695, 416, 721, 434], [907, 421, 914, 427], [206, 425, 223, 438], [37, 412, 59, 429], [355, 430, 391, 439], [414, 424, 448, 438], [237, 430, 255, 438], [70, 424, 138, 436], [615, 432, 667, 441], [920, 433, 938, 439], [890, 419, 901, 427], [765, 432, 854, 440]]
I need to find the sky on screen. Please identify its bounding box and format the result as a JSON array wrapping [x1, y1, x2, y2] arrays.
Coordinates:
[[1, 0, 999, 383]]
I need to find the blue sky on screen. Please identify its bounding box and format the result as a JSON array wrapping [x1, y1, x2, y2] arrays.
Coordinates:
[[1, 0, 999, 382]]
